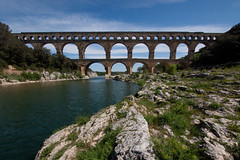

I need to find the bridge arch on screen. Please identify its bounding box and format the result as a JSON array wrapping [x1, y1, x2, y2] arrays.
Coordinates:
[[195, 43, 206, 53], [132, 43, 149, 59], [85, 43, 106, 59], [132, 61, 151, 73], [111, 62, 128, 74], [85, 62, 107, 75], [111, 43, 128, 59], [63, 43, 79, 59], [176, 43, 189, 59], [43, 43, 57, 55], [154, 43, 170, 59], [25, 43, 34, 49]]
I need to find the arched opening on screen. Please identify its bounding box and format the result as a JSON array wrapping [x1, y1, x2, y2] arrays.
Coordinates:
[[111, 43, 127, 59], [154, 36, 158, 40], [154, 44, 170, 59], [132, 43, 149, 59], [63, 43, 79, 59], [25, 44, 34, 49], [85, 43, 105, 59], [132, 62, 148, 73], [43, 43, 57, 55], [87, 62, 106, 75], [176, 43, 188, 59], [195, 43, 206, 53], [111, 63, 127, 75]]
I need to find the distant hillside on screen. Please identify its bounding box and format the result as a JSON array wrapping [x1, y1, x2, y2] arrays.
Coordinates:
[[0, 22, 77, 72], [193, 23, 240, 66]]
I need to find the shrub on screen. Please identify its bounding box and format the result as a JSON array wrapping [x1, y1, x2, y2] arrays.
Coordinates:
[[41, 143, 57, 159], [67, 132, 78, 142], [21, 72, 41, 81], [77, 127, 120, 160], [116, 111, 127, 119], [146, 102, 191, 136], [208, 102, 224, 110], [75, 115, 91, 126], [152, 137, 199, 160], [76, 71, 83, 78], [136, 79, 145, 87], [155, 63, 165, 73], [166, 64, 177, 75]]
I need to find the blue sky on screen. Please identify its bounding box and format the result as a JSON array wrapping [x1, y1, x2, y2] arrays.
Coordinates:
[[1, 0, 239, 72]]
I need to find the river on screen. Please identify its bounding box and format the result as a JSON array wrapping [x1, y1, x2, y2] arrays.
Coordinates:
[[0, 77, 139, 160]]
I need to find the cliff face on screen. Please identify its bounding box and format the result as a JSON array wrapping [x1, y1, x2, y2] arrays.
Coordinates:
[[35, 67, 240, 160]]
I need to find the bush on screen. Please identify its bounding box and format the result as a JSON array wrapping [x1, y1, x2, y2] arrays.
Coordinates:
[[166, 64, 177, 75], [21, 72, 41, 81], [76, 71, 83, 78], [75, 115, 91, 126], [208, 102, 224, 110], [155, 63, 165, 73], [136, 79, 145, 87], [152, 137, 199, 160], [67, 132, 78, 142], [146, 102, 191, 136], [77, 127, 120, 160]]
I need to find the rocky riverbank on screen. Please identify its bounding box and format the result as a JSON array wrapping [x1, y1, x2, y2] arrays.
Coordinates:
[[35, 66, 240, 160], [0, 66, 99, 86]]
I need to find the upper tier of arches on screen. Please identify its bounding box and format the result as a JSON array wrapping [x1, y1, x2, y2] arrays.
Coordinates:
[[15, 32, 222, 42], [19, 32, 221, 61]]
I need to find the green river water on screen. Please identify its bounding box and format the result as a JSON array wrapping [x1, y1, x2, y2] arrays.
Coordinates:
[[0, 77, 139, 160]]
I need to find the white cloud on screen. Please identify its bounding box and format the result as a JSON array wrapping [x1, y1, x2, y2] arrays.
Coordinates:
[[124, 0, 187, 8], [111, 49, 128, 54], [111, 56, 128, 58], [7, 13, 230, 33], [176, 44, 188, 52], [133, 44, 149, 53], [63, 44, 78, 54], [155, 44, 170, 52], [85, 55, 106, 59]]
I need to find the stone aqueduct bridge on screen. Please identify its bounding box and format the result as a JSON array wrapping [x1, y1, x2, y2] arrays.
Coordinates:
[[14, 32, 222, 75]]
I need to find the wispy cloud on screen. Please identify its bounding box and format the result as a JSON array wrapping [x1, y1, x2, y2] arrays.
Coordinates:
[[123, 0, 187, 8], [6, 12, 230, 33]]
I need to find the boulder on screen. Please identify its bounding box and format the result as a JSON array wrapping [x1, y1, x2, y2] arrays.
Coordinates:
[[87, 71, 98, 79], [112, 107, 155, 160]]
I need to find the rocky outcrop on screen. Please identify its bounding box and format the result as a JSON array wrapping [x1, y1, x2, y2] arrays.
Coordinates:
[[87, 71, 98, 79], [0, 70, 80, 86], [112, 106, 155, 160], [35, 68, 240, 160], [35, 97, 156, 160]]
